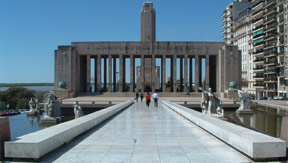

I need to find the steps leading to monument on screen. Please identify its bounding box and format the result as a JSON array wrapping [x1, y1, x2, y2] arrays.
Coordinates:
[[77, 92, 202, 97]]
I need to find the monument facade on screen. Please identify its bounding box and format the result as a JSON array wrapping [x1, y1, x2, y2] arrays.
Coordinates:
[[54, 2, 242, 98]]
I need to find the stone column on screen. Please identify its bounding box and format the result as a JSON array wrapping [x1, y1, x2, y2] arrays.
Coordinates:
[[184, 55, 188, 92], [206, 55, 210, 90], [86, 55, 91, 92], [109, 55, 112, 92], [141, 55, 145, 92], [97, 55, 101, 92], [119, 55, 123, 92], [94, 58, 97, 92], [104, 57, 107, 91], [152, 54, 156, 92], [195, 55, 199, 92], [162, 55, 166, 92], [173, 55, 177, 92], [113, 57, 116, 92], [180, 57, 183, 92], [123, 57, 126, 92], [130, 55, 134, 92], [189, 57, 193, 92]]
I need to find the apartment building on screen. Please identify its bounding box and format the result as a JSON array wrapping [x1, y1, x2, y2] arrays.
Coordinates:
[[232, 8, 255, 94], [222, 0, 254, 93], [223, 0, 288, 99]]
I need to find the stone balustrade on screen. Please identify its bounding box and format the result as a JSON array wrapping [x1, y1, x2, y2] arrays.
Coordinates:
[[162, 100, 286, 160], [4, 100, 133, 160]]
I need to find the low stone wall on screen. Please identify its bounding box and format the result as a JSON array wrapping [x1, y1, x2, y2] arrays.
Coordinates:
[[0, 117, 10, 161], [4, 100, 133, 160], [162, 100, 286, 160]]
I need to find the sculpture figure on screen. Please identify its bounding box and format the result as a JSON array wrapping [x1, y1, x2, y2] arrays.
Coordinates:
[[28, 98, 35, 111], [27, 97, 40, 116], [43, 91, 61, 118], [238, 90, 251, 110], [73, 102, 84, 119], [200, 88, 224, 118], [35, 98, 40, 111]]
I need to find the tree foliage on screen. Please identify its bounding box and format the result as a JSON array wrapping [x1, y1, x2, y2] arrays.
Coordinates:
[[0, 87, 35, 109]]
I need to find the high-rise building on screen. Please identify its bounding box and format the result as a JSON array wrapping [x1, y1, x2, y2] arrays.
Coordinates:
[[252, 0, 265, 99], [232, 8, 255, 94], [224, 0, 288, 99], [223, 0, 254, 94], [222, 0, 253, 44]]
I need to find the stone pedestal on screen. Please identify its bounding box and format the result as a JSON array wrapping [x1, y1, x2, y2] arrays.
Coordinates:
[[0, 117, 10, 161], [281, 117, 288, 148], [227, 89, 238, 99], [236, 109, 253, 115], [40, 116, 63, 125], [26, 110, 39, 116]]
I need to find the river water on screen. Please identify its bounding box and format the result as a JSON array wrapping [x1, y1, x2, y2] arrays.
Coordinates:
[[0, 86, 54, 92]]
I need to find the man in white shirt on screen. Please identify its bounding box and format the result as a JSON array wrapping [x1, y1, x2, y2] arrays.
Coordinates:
[[152, 92, 159, 107]]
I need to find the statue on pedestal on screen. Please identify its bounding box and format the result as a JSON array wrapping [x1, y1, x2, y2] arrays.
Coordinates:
[[41, 91, 62, 124], [200, 88, 224, 118], [237, 90, 253, 114], [73, 102, 84, 119], [27, 98, 40, 116]]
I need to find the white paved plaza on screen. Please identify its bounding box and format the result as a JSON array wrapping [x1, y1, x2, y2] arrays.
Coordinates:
[[42, 101, 252, 163]]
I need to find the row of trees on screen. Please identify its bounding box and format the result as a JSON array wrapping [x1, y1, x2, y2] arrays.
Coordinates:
[[0, 87, 35, 110]]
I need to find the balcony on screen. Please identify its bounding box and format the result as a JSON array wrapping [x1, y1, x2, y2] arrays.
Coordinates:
[[253, 0, 264, 8], [279, 85, 288, 91], [253, 8, 264, 16], [264, 0, 276, 9], [253, 17, 264, 24], [254, 75, 264, 80], [254, 83, 265, 87], [264, 8, 276, 17]]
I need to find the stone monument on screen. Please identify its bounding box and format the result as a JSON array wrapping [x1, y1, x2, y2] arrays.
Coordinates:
[[41, 92, 62, 124], [26, 98, 40, 116], [236, 90, 253, 114], [73, 102, 84, 119], [200, 88, 224, 118]]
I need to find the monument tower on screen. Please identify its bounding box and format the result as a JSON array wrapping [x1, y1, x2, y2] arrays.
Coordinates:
[[141, 2, 156, 42]]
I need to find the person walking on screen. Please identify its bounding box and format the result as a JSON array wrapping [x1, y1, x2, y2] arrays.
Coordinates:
[[140, 92, 144, 102], [152, 92, 159, 107], [136, 92, 139, 102], [145, 92, 151, 107]]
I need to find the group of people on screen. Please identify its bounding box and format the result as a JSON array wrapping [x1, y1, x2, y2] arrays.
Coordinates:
[[135, 91, 159, 108]]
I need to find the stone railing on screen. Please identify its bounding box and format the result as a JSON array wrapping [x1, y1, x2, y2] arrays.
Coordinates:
[[4, 100, 134, 160], [162, 100, 286, 160]]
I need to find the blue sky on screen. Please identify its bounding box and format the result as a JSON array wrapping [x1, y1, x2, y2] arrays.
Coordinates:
[[0, 0, 232, 83]]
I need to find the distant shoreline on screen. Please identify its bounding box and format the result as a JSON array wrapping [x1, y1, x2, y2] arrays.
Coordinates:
[[0, 83, 54, 87]]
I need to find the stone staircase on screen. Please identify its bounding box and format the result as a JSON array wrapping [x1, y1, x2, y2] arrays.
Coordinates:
[[77, 92, 202, 97]]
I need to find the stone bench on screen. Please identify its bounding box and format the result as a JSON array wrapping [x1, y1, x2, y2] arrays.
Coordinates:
[[4, 100, 133, 160], [162, 100, 286, 160]]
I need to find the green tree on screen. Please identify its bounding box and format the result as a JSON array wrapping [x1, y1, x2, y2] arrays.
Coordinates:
[[0, 87, 35, 109], [0, 101, 7, 110]]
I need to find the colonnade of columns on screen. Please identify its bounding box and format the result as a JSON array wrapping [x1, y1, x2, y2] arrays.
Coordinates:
[[80, 54, 216, 93]]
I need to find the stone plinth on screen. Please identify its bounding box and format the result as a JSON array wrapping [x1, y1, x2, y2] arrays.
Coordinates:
[[236, 109, 253, 115], [26, 110, 39, 116], [0, 117, 11, 160], [227, 89, 238, 99], [40, 117, 63, 124], [281, 117, 288, 148]]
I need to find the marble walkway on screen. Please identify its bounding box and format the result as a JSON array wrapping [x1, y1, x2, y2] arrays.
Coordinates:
[[42, 101, 252, 163]]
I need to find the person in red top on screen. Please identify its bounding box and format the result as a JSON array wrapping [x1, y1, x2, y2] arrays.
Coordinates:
[[145, 92, 151, 107]]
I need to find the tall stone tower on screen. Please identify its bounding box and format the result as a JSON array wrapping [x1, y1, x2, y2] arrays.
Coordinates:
[[141, 2, 156, 41]]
